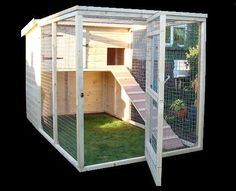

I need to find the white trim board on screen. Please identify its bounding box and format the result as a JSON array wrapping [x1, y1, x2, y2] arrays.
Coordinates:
[[21, 5, 207, 36]]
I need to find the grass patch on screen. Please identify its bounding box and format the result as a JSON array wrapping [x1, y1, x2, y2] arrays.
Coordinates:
[[84, 114, 144, 165], [43, 113, 144, 165]]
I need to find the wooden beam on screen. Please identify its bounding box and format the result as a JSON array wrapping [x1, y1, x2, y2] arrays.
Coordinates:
[[147, 30, 160, 37], [37, 126, 78, 168], [40, 11, 78, 27], [52, 22, 58, 144], [114, 79, 117, 115], [147, 12, 161, 22], [163, 145, 203, 157], [83, 156, 145, 171], [197, 20, 206, 149], [21, 19, 38, 37], [166, 15, 206, 22], [75, 14, 84, 170], [102, 72, 107, 111], [39, 6, 79, 26]]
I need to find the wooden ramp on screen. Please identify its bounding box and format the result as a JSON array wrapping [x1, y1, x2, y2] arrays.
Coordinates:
[[111, 68, 184, 150]]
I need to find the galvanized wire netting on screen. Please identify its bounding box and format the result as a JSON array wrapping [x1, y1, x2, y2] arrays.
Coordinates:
[[164, 21, 200, 148], [41, 24, 53, 138], [56, 18, 77, 159]]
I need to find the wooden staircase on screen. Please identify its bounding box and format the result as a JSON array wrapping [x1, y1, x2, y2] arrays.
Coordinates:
[[111, 67, 184, 150]]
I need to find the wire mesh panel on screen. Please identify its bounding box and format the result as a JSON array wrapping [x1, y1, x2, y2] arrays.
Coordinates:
[[150, 35, 159, 92], [164, 20, 200, 150], [56, 18, 77, 159], [41, 24, 53, 138]]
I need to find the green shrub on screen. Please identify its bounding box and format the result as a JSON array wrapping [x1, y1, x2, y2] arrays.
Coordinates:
[[170, 99, 185, 112]]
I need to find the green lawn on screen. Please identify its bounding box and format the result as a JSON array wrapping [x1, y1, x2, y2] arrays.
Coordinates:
[[42, 113, 145, 166]]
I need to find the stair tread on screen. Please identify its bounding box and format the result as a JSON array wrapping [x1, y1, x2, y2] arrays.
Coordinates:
[[133, 102, 145, 108], [163, 138, 184, 150], [111, 68, 184, 150], [123, 86, 143, 92]]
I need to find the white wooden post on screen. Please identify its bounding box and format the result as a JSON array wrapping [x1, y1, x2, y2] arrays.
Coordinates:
[[75, 13, 84, 170], [52, 22, 58, 144], [155, 14, 166, 186], [197, 21, 206, 149]]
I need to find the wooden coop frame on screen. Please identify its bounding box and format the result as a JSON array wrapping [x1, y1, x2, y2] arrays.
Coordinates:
[[21, 5, 207, 186]]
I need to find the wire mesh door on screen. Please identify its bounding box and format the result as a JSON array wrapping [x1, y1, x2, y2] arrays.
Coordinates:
[[56, 17, 78, 160], [164, 18, 202, 151], [40, 15, 84, 164], [145, 14, 166, 186]]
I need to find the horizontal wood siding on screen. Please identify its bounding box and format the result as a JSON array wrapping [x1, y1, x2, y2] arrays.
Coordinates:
[[86, 27, 131, 69], [26, 27, 41, 128]]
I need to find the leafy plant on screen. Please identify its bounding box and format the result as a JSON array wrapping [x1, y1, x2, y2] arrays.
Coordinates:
[[186, 45, 199, 81], [170, 99, 185, 112], [186, 45, 199, 60]]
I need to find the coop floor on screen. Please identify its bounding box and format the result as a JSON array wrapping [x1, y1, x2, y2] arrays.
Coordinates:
[[43, 113, 144, 166]]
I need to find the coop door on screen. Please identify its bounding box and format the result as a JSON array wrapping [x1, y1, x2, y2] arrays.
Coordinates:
[[145, 13, 166, 186]]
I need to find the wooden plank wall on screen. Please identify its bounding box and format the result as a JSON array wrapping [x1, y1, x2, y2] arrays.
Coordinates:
[[86, 27, 131, 68], [26, 27, 41, 129], [57, 71, 76, 115], [84, 72, 103, 113], [104, 72, 130, 120], [55, 71, 130, 120], [56, 71, 103, 115], [43, 25, 131, 71], [104, 72, 115, 114]]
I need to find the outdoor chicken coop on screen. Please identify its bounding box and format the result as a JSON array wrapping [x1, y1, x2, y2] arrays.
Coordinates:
[[21, 5, 207, 186]]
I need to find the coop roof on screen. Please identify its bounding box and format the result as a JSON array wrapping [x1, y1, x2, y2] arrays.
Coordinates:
[[21, 5, 207, 37]]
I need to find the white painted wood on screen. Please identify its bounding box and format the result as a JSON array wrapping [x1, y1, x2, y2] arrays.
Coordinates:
[[197, 20, 206, 149], [146, 88, 158, 102], [25, 26, 41, 130], [22, 5, 207, 36], [163, 145, 202, 157], [35, 123, 78, 168], [21, 19, 38, 37], [75, 14, 84, 170], [161, 11, 207, 18], [147, 12, 161, 22], [127, 120, 145, 129], [39, 6, 79, 26], [147, 30, 160, 37], [52, 22, 58, 144], [84, 22, 146, 29], [37, 5, 206, 25], [145, 14, 166, 187], [114, 80, 117, 115], [40, 11, 78, 27], [166, 15, 206, 22], [155, 14, 166, 186], [83, 156, 146, 171]]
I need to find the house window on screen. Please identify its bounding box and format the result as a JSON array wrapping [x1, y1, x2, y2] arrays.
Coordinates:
[[166, 25, 187, 47], [107, 48, 125, 65]]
